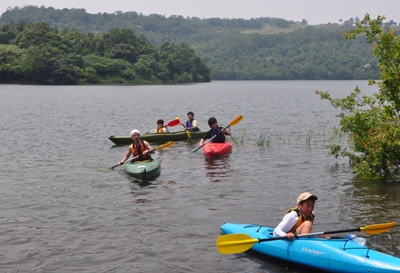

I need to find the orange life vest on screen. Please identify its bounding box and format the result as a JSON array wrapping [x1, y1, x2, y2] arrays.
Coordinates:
[[129, 141, 151, 161], [285, 207, 315, 233]]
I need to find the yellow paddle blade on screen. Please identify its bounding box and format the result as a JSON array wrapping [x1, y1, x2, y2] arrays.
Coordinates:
[[360, 222, 395, 234], [216, 234, 258, 254], [156, 141, 174, 150], [229, 115, 244, 127], [176, 116, 191, 138]]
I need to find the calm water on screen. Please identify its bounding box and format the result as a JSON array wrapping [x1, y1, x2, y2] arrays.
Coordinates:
[[1, 81, 399, 273]]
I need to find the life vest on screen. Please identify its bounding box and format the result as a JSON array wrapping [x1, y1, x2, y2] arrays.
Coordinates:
[[156, 127, 164, 134], [186, 120, 199, 131], [285, 207, 315, 233], [129, 141, 151, 161], [210, 127, 226, 143]]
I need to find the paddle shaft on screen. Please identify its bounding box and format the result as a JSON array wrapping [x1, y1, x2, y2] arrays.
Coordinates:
[[110, 149, 155, 169], [258, 228, 361, 243], [111, 141, 174, 169], [179, 122, 191, 138]]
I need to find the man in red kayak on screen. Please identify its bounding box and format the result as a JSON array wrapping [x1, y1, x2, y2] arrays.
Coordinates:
[[199, 117, 231, 146]]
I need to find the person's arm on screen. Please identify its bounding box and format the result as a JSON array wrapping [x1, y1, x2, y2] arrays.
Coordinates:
[[164, 126, 169, 133], [190, 120, 198, 130], [143, 141, 155, 154], [119, 147, 133, 165], [199, 130, 212, 146], [221, 126, 231, 136], [273, 211, 298, 239]]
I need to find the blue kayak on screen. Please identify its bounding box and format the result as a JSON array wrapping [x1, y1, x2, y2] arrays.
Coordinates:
[[220, 222, 400, 273]]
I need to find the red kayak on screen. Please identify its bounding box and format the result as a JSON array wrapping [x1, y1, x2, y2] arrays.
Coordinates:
[[203, 142, 233, 157]]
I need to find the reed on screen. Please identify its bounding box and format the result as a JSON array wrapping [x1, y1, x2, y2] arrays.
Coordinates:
[[255, 131, 272, 147], [234, 129, 251, 146], [230, 125, 349, 148]]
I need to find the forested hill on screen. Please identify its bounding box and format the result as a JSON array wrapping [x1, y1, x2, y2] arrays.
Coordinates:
[[2, 6, 398, 80], [0, 21, 211, 84]]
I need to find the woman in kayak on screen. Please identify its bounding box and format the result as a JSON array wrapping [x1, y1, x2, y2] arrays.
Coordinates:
[[181, 111, 200, 131], [199, 117, 231, 146], [274, 192, 330, 239], [118, 129, 154, 164]]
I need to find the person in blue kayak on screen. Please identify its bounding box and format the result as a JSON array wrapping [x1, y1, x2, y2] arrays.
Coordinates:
[[199, 117, 231, 146], [273, 192, 331, 239], [181, 111, 200, 131], [118, 129, 154, 165]]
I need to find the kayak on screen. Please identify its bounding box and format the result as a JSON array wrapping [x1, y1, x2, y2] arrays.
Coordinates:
[[123, 158, 161, 180], [203, 142, 232, 157], [220, 222, 400, 273], [109, 130, 207, 145]]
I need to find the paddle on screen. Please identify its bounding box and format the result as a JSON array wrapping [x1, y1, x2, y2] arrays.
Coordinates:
[[110, 141, 174, 169], [216, 222, 396, 254], [177, 117, 191, 138], [193, 115, 243, 153], [146, 119, 181, 134]]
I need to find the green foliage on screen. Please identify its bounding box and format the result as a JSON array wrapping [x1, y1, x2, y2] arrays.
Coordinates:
[[0, 20, 211, 84], [0, 6, 389, 80], [316, 15, 400, 178]]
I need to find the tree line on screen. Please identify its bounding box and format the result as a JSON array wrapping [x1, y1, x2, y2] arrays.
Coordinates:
[[1, 6, 399, 81], [0, 20, 211, 84]]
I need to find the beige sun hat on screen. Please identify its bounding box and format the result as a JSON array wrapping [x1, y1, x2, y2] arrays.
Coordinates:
[[297, 192, 318, 204]]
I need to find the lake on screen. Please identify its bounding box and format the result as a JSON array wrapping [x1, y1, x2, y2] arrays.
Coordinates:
[[1, 81, 399, 272]]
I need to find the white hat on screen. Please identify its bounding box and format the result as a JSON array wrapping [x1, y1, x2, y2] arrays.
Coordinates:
[[130, 129, 140, 136]]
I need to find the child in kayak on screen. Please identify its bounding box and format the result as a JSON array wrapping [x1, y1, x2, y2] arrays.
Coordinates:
[[155, 119, 169, 133], [181, 111, 200, 131], [146, 119, 169, 134], [274, 192, 330, 239], [199, 117, 231, 146]]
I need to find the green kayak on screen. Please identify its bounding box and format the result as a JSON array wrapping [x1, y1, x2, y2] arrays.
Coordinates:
[[123, 158, 161, 180], [109, 130, 207, 145]]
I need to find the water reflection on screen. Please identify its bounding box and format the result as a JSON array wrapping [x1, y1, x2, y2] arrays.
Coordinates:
[[204, 155, 232, 182], [339, 177, 400, 255]]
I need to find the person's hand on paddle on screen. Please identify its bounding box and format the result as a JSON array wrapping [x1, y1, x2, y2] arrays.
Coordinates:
[[142, 150, 155, 155], [286, 232, 296, 240], [221, 127, 231, 136]]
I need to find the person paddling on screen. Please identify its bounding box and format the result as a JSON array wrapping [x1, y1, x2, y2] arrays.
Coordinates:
[[181, 111, 200, 131], [199, 117, 231, 147], [274, 192, 331, 239], [118, 129, 154, 165]]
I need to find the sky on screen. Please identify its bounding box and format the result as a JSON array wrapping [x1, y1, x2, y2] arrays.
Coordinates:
[[0, 0, 399, 25]]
